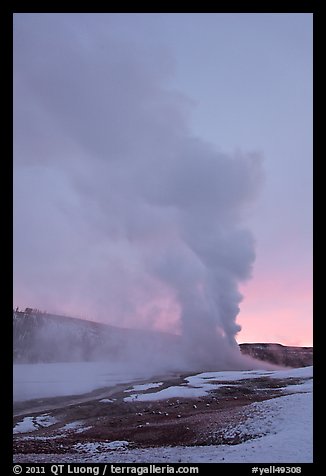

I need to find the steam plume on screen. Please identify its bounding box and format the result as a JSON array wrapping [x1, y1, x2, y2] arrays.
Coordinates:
[[14, 14, 262, 370]]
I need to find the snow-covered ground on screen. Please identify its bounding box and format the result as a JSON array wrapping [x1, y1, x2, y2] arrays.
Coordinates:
[[13, 362, 159, 401], [14, 366, 313, 463], [124, 366, 312, 403], [77, 384, 313, 464], [71, 389, 313, 463]]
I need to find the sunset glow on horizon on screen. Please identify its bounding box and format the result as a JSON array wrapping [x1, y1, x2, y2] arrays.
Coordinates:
[[238, 284, 312, 347]]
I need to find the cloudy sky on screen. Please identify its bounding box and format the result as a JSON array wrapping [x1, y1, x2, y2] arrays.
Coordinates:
[[13, 13, 312, 347]]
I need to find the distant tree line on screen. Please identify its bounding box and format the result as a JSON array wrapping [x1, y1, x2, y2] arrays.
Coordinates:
[[13, 307, 48, 315]]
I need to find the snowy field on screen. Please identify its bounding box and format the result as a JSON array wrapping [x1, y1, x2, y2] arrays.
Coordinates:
[[123, 366, 312, 402], [93, 366, 313, 462], [13, 362, 158, 401], [14, 366, 313, 463]]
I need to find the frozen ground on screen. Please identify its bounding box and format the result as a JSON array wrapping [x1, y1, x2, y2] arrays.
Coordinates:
[[13, 366, 312, 463]]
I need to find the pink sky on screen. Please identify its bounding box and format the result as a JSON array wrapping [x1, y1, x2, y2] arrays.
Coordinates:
[[237, 275, 312, 347]]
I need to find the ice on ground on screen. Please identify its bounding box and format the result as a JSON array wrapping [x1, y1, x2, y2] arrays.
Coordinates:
[[13, 414, 57, 434], [124, 382, 163, 393], [99, 398, 115, 403]]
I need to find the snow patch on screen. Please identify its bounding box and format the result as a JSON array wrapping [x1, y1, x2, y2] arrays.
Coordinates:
[[13, 414, 57, 434], [125, 382, 163, 393], [75, 441, 129, 453], [13, 417, 36, 434], [35, 414, 57, 427], [124, 384, 219, 402], [106, 441, 130, 450], [187, 370, 271, 385], [75, 426, 92, 434], [21, 435, 67, 440], [60, 421, 83, 431]]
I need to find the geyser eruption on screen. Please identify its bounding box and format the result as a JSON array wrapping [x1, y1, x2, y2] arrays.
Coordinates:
[[14, 14, 262, 370], [147, 144, 261, 370]]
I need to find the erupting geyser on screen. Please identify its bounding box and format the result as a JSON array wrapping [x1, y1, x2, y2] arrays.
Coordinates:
[[14, 14, 263, 370]]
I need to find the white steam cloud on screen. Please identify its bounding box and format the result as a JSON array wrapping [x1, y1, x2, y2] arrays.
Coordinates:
[[14, 14, 263, 370]]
